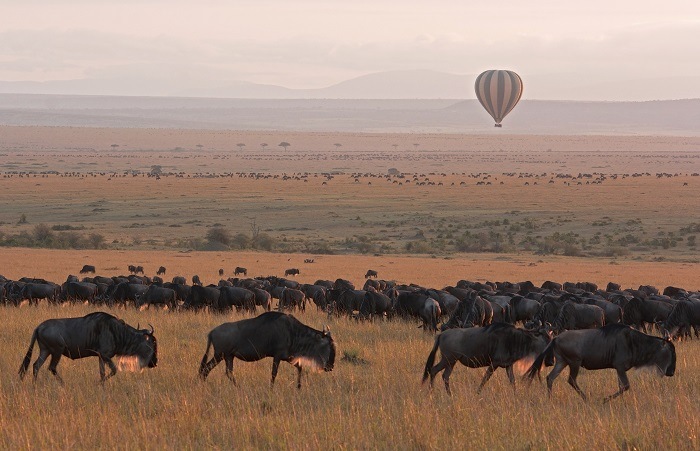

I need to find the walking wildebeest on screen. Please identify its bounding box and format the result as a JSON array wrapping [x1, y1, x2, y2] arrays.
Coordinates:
[[423, 323, 550, 394], [234, 267, 248, 276], [18, 312, 158, 383], [79, 265, 96, 274], [525, 324, 676, 402], [157, 266, 167, 276], [285, 268, 300, 277], [199, 312, 335, 388], [365, 269, 378, 279]]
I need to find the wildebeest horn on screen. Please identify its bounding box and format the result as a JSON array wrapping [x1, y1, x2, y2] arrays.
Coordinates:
[[137, 322, 140, 330], [148, 323, 154, 334]]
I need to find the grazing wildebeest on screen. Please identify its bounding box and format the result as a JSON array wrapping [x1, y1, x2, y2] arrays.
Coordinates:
[[552, 302, 605, 333], [192, 275, 203, 286], [138, 285, 176, 309], [157, 266, 167, 276], [184, 285, 220, 311], [525, 324, 675, 402], [218, 268, 225, 277], [284, 268, 300, 277], [109, 282, 149, 307], [663, 300, 700, 338], [135, 265, 145, 275], [510, 295, 540, 324], [423, 323, 550, 394], [199, 312, 335, 388], [333, 278, 355, 291], [396, 291, 441, 332], [622, 297, 673, 333], [234, 267, 247, 276], [217, 287, 256, 313], [251, 287, 272, 311], [172, 276, 186, 285], [365, 269, 378, 279], [20, 283, 60, 306], [128, 265, 137, 274], [61, 281, 98, 304], [301, 284, 328, 311], [278, 288, 306, 312], [360, 289, 394, 320], [79, 265, 96, 274], [18, 312, 157, 383]]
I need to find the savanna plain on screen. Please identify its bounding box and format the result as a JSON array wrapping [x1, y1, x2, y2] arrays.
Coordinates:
[[1, 126, 700, 449]]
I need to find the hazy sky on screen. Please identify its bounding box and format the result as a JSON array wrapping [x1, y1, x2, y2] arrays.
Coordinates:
[[1, 0, 699, 99]]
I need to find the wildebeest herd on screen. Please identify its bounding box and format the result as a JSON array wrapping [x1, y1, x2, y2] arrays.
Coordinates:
[[3, 267, 697, 401]]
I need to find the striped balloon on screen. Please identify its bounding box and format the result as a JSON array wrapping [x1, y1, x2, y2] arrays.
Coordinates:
[[474, 70, 523, 127]]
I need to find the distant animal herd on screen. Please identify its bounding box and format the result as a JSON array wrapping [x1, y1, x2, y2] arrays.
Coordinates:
[[4, 262, 698, 401]]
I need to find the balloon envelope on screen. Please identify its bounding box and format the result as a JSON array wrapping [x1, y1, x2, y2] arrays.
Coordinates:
[[474, 70, 523, 127]]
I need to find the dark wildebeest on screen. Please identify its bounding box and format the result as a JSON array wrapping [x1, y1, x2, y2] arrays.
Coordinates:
[[301, 284, 328, 311], [314, 279, 334, 290], [184, 285, 220, 311], [251, 288, 272, 311], [663, 300, 700, 338], [18, 312, 157, 383], [217, 287, 256, 313], [192, 275, 203, 286], [333, 278, 355, 291], [128, 265, 137, 274], [172, 276, 186, 285], [138, 285, 176, 309], [606, 282, 621, 292], [20, 283, 60, 306], [541, 281, 562, 291], [663, 286, 688, 298], [284, 268, 300, 277], [278, 288, 306, 312], [365, 269, 378, 279], [423, 323, 550, 395], [234, 267, 248, 276], [62, 281, 98, 304], [525, 324, 676, 402], [360, 288, 394, 320], [510, 295, 540, 324], [199, 312, 335, 388], [109, 282, 149, 307], [218, 268, 225, 277], [395, 291, 441, 332], [622, 297, 673, 333], [327, 289, 365, 317], [552, 302, 605, 333], [79, 265, 96, 274], [163, 282, 191, 304], [157, 266, 167, 276], [135, 265, 145, 274]]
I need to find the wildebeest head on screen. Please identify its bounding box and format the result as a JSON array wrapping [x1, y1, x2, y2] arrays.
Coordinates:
[[127, 323, 158, 369], [292, 325, 335, 372], [653, 339, 676, 377]]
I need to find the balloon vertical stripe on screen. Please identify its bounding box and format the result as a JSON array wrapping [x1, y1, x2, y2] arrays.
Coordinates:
[[474, 70, 523, 126]]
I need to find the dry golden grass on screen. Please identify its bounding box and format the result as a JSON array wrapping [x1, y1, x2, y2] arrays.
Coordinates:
[[1, 249, 700, 449]]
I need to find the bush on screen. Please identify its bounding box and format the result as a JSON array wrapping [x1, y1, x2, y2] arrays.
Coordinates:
[[206, 227, 232, 247]]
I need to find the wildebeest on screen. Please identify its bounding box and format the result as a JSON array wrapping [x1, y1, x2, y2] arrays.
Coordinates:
[[135, 265, 145, 274], [622, 297, 673, 333], [525, 324, 676, 401], [217, 286, 256, 313], [199, 312, 335, 388], [234, 267, 248, 276], [365, 269, 378, 279], [157, 266, 167, 276], [552, 302, 605, 333], [218, 268, 225, 277], [138, 285, 176, 309], [278, 288, 306, 312], [79, 265, 96, 274], [396, 291, 441, 332], [18, 312, 158, 382], [108, 282, 149, 307], [284, 268, 300, 277], [61, 281, 98, 304], [172, 276, 186, 285], [20, 283, 60, 306], [423, 323, 550, 394], [192, 275, 203, 286], [184, 285, 220, 311], [663, 300, 700, 338]]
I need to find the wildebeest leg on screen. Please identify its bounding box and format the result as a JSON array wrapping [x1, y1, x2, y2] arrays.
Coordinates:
[[200, 354, 224, 380], [224, 356, 237, 385], [442, 362, 455, 395], [506, 366, 516, 388], [296, 364, 303, 389], [603, 369, 630, 403], [271, 358, 281, 386], [48, 353, 64, 384], [477, 365, 496, 393], [99, 357, 118, 382], [546, 360, 568, 396], [566, 363, 587, 401], [428, 357, 448, 388], [32, 348, 50, 380]]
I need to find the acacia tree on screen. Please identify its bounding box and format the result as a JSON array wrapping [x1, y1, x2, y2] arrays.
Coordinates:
[[278, 141, 291, 151], [413, 143, 420, 150], [236, 143, 246, 151], [260, 143, 268, 150], [334, 143, 342, 150], [392, 144, 399, 150]]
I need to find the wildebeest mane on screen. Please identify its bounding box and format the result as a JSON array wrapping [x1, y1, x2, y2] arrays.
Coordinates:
[[85, 312, 155, 355], [286, 314, 336, 371]]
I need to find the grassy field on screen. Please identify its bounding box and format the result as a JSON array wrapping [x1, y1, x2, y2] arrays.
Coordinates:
[[2, 126, 700, 448], [1, 250, 700, 448]]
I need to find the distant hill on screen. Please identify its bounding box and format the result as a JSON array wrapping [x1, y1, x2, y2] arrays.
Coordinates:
[[0, 94, 698, 135]]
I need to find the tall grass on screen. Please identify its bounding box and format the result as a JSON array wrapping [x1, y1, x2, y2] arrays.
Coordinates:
[[2, 303, 699, 449]]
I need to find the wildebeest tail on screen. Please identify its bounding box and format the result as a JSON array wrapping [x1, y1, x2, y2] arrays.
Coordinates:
[[18, 329, 38, 379], [199, 333, 213, 379], [524, 339, 555, 382], [422, 334, 441, 384]]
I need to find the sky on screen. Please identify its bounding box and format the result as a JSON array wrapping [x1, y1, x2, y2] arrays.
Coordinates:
[[1, 0, 699, 100]]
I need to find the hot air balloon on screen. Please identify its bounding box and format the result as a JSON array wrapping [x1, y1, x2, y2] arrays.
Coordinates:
[[474, 70, 523, 127]]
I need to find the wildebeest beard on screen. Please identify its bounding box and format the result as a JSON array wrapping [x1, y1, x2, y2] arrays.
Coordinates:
[[289, 332, 335, 373]]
